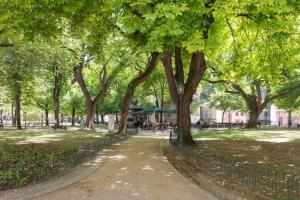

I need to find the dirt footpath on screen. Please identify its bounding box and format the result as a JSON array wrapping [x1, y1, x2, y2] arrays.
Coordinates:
[[32, 137, 218, 200]]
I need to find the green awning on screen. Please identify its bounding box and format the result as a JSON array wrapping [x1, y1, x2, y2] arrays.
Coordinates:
[[140, 107, 176, 113]]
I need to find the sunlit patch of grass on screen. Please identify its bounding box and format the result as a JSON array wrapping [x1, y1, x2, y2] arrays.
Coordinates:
[[193, 128, 300, 143], [0, 128, 105, 145]]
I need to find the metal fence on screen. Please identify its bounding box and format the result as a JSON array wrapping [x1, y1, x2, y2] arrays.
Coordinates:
[[172, 144, 300, 200], [0, 133, 129, 190], [57, 133, 124, 168]]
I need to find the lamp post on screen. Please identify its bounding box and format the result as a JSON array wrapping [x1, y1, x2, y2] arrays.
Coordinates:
[[177, 82, 184, 145]]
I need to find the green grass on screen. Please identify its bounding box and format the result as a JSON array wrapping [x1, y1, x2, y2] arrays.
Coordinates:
[[193, 128, 300, 142], [0, 128, 106, 190]]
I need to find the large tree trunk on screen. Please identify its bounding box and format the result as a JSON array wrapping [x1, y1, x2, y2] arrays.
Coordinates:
[[181, 100, 194, 144], [15, 91, 21, 130], [71, 106, 76, 126], [162, 49, 207, 145], [118, 52, 159, 134], [288, 110, 292, 128], [45, 109, 49, 126], [83, 100, 96, 129], [246, 109, 260, 128], [118, 89, 134, 134]]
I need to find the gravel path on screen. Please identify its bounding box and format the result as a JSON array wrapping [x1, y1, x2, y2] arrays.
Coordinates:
[[1, 136, 218, 200], [32, 137, 217, 200]]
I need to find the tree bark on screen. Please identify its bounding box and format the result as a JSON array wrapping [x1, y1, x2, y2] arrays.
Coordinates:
[[115, 113, 119, 123], [84, 100, 96, 129], [11, 103, 16, 127], [71, 106, 76, 126], [162, 49, 207, 145], [101, 114, 105, 123], [181, 101, 194, 144], [15, 90, 21, 130], [96, 110, 99, 125], [45, 109, 49, 126], [73, 55, 117, 130], [53, 68, 63, 128], [288, 110, 292, 128], [118, 52, 159, 134], [246, 109, 260, 128], [53, 95, 60, 127], [222, 108, 226, 123]]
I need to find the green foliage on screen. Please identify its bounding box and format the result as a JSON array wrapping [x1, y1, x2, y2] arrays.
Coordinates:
[[276, 91, 300, 111], [209, 92, 246, 112], [0, 43, 41, 98]]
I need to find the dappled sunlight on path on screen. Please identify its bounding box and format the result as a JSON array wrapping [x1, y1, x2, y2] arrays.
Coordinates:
[[32, 137, 217, 200]]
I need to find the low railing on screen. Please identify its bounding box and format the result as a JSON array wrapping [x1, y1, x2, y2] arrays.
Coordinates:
[[173, 145, 300, 200], [0, 133, 129, 190]]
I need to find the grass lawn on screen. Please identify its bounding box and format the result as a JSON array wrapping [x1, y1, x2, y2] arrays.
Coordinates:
[[192, 128, 300, 173], [193, 128, 300, 142], [0, 127, 106, 190]]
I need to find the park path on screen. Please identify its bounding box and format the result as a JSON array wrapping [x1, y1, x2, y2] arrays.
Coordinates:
[[32, 137, 217, 200]]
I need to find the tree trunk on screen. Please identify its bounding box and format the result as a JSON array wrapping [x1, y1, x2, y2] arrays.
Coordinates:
[[83, 100, 96, 129], [53, 95, 60, 127], [45, 109, 49, 126], [101, 114, 105, 123], [222, 108, 226, 123], [71, 106, 76, 126], [118, 52, 159, 134], [15, 91, 21, 130], [246, 109, 260, 128], [115, 113, 119, 123], [162, 49, 207, 145], [181, 101, 194, 144], [96, 110, 99, 125], [12, 103, 16, 127], [41, 113, 44, 127], [118, 92, 132, 134], [288, 110, 292, 128], [60, 112, 63, 124]]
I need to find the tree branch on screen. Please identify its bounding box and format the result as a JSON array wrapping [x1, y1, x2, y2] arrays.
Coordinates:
[[263, 82, 300, 107], [124, 3, 145, 19], [162, 49, 178, 105]]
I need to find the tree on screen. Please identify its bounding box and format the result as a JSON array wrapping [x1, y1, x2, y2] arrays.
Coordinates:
[[34, 87, 52, 126], [70, 36, 130, 130], [141, 66, 170, 123], [118, 1, 217, 144], [36, 44, 74, 127], [0, 43, 40, 129], [208, 92, 245, 123], [62, 85, 84, 126], [207, 0, 300, 128], [118, 52, 159, 134], [276, 91, 300, 127]]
